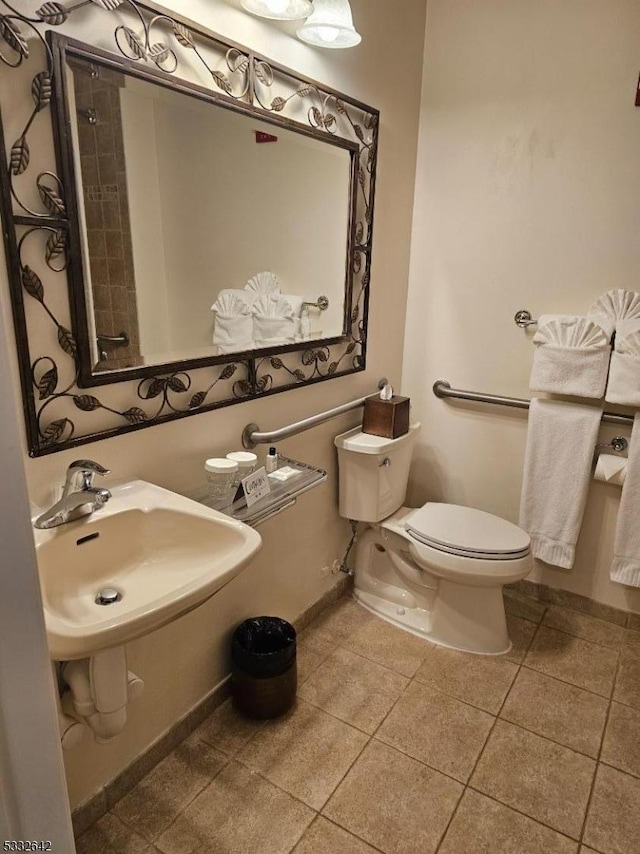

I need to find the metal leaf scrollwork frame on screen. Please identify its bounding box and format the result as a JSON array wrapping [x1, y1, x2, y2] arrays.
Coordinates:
[[0, 0, 379, 456]]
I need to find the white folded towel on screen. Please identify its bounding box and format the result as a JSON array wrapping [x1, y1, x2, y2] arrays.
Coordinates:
[[211, 291, 254, 352], [519, 399, 602, 569], [529, 316, 610, 399], [611, 413, 640, 587], [252, 294, 296, 345], [212, 288, 256, 311], [605, 329, 640, 406], [588, 289, 640, 339], [245, 271, 280, 296]]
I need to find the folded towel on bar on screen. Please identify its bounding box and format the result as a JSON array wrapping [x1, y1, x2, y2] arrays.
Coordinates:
[[588, 289, 640, 339], [605, 329, 640, 406], [245, 271, 280, 296], [212, 288, 256, 311], [211, 291, 254, 352], [519, 399, 602, 569], [611, 412, 640, 587], [529, 316, 610, 398], [252, 294, 296, 345]]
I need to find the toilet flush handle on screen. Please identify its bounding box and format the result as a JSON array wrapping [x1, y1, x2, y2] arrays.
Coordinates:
[[379, 457, 391, 468]]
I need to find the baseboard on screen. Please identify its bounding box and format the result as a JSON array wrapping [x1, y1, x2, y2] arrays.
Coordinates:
[[508, 579, 636, 628], [71, 573, 352, 837]]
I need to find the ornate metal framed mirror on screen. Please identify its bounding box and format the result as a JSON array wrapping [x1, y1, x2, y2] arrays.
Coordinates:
[[0, 0, 378, 456]]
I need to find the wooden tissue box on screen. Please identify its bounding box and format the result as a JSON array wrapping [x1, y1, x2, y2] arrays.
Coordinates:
[[362, 394, 410, 439]]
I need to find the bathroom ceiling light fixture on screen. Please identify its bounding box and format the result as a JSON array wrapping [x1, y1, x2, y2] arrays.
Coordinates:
[[297, 0, 362, 49], [241, 0, 313, 21]]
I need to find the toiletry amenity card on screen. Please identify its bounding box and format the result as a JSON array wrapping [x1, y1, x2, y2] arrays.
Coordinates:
[[242, 466, 271, 508]]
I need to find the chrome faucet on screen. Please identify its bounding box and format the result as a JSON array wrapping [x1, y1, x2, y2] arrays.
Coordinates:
[[35, 460, 111, 530]]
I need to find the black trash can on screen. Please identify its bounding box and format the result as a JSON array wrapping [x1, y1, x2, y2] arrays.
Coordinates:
[[231, 616, 297, 719]]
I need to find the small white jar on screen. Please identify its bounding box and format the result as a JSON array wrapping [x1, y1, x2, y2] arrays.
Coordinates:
[[205, 458, 238, 500], [226, 451, 258, 485]]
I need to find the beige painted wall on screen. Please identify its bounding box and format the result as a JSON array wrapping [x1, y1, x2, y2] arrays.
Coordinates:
[[0, 0, 427, 808], [404, 0, 640, 613]]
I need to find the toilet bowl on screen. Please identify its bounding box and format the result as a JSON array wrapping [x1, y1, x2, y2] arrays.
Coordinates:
[[335, 424, 532, 654]]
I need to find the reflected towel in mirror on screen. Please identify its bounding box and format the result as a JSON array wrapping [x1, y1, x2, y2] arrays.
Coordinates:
[[252, 294, 296, 344], [211, 291, 254, 351]]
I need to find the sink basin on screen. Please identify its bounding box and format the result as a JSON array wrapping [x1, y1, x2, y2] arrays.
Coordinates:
[[33, 479, 262, 660]]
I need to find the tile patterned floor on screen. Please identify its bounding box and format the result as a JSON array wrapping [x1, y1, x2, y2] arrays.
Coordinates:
[[77, 592, 640, 854]]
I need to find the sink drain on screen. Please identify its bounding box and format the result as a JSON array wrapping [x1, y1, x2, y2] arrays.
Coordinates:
[[95, 588, 122, 606]]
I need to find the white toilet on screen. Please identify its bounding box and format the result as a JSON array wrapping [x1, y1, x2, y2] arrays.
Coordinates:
[[334, 423, 532, 654]]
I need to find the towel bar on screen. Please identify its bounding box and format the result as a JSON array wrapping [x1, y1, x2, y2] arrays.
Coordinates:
[[433, 379, 634, 427], [514, 310, 538, 328]]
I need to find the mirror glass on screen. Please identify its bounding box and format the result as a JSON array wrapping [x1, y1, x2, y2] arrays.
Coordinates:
[[65, 56, 353, 373]]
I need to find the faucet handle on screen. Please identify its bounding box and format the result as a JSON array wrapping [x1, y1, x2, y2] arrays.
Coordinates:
[[67, 459, 110, 476], [64, 459, 110, 496]]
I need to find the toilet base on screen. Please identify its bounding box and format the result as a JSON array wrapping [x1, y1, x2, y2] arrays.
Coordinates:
[[353, 585, 512, 655]]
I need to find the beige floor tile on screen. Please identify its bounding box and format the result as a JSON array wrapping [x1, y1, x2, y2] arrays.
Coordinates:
[[76, 813, 151, 854], [627, 612, 640, 632], [298, 647, 407, 734], [613, 645, 640, 710], [307, 597, 373, 644], [471, 720, 595, 838], [580, 848, 600, 853], [543, 605, 625, 650], [156, 760, 314, 854], [297, 628, 337, 684], [113, 735, 227, 841], [193, 697, 264, 756], [601, 701, 640, 777], [376, 680, 494, 782], [624, 628, 640, 652], [583, 764, 640, 854], [504, 588, 547, 623], [500, 668, 608, 758], [524, 626, 618, 697], [438, 789, 578, 854], [414, 645, 518, 713], [504, 613, 538, 664], [293, 817, 380, 854], [343, 616, 433, 677], [237, 698, 367, 809], [323, 740, 462, 854]]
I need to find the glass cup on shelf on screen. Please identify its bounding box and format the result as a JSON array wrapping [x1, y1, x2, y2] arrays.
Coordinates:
[[226, 451, 258, 486], [205, 458, 238, 501]]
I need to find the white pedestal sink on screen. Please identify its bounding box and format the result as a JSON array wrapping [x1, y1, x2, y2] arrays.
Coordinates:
[[33, 479, 262, 661]]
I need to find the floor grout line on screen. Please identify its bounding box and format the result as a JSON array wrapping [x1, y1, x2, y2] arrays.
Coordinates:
[[576, 641, 625, 849]]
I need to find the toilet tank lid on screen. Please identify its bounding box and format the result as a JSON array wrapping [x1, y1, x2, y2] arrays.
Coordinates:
[[334, 423, 420, 454], [405, 503, 530, 555]]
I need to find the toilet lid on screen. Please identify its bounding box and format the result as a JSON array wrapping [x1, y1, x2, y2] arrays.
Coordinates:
[[405, 503, 530, 559]]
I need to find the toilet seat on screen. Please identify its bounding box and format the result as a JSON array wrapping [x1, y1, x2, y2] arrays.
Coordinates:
[[405, 503, 530, 561]]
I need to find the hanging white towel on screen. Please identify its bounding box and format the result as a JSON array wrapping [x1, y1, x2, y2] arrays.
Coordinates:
[[529, 316, 610, 399], [611, 413, 640, 587], [252, 294, 296, 345], [211, 291, 254, 352], [519, 399, 602, 569], [605, 329, 640, 406], [588, 289, 640, 339]]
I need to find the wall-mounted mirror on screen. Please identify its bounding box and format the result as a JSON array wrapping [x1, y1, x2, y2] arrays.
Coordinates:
[[0, 3, 377, 455], [63, 52, 355, 381]]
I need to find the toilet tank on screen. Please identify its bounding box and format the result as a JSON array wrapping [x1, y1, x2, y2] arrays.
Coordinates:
[[334, 423, 420, 522]]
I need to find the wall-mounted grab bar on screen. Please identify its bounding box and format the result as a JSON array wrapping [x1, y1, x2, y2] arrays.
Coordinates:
[[242, 378, 388, 449], [97, 331, 130, 362], [433, 379, 634, 427]]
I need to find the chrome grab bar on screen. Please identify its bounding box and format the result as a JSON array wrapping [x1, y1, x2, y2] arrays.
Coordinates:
[[433, 379, 634, 427], [96, 331, 130, 361], [242, 378, 388, 449]]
